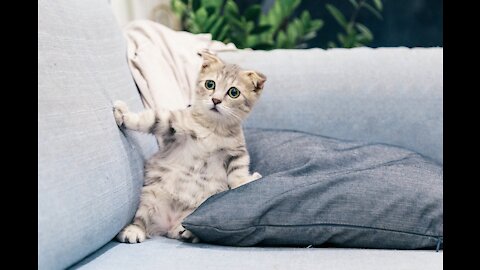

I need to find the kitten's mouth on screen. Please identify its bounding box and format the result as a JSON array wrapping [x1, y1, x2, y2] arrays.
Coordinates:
[[210, 107, 219, 113]]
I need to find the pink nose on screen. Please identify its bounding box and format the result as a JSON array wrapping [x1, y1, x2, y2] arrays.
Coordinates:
[[212, 98, 221, 105]]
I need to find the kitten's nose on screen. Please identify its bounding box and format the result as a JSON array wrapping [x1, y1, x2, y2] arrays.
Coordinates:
[[212, 98, 222, 105]]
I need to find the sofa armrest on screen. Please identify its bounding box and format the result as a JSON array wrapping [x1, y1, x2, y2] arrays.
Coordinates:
[[219, 47, 443, 164]]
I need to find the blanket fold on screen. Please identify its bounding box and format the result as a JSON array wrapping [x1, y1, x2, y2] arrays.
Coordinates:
[[124, 20, 237, 111]]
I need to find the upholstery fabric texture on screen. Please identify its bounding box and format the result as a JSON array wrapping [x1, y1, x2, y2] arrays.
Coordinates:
[[183, 128, 443, 249], [38, 1, 157, 269]]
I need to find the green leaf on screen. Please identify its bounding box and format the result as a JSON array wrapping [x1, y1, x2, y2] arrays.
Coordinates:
[[349, 0, 359, 8], [291, 0, 302, 12], [263, 1, 284, 34], [362, 2, 383, 20], [355, 23, 373, 41], [286, 24, 298, 46], [281, 0, 299, 19], [291, 19, 304, 37], [227, 16, 244, 28], [345, 23, 355, 35], [217, 25, 230, 41], [244, 5, 261, 22], [295, 43, 308, 49], [353, 42, 365, 47], [225, 0, 239, 16], [194, 7, 208, 28], [204, 14, 218, 31], [326, 4, 348, 28], [372, 0, 383, 11], [246, 35, 259, 48], [246, 21, 255, 33], [275, 0, 285, 18], [309, 19, 324, 31], [201, 0, 222, 10], [276, 30, 287, 48], [251, 24, 272, 35], [344, 32, 356, 48], [300, 10, 311, 26], [337, 33, 346, 46], [210, 16, 225, 38], [188, 22, 201, 34], [303, 31, 316, 41], [355, 34, 371, 44], [327, 41, 337, 48], [272, 0, 283, 18], [171, 0, 187, 15]]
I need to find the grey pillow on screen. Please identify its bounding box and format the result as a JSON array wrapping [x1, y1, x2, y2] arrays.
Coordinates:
[[183, 128, 443, 249]]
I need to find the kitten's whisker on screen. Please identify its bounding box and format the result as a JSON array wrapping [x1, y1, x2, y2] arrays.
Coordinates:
[[221, 106, 242, 122]]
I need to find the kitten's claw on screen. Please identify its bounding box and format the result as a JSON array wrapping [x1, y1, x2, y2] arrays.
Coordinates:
[[116, 224, 146, 244], [113, 100, 129, 126]]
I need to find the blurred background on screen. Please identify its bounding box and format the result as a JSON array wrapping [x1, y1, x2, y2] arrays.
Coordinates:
[[110, 0, 442, 49]]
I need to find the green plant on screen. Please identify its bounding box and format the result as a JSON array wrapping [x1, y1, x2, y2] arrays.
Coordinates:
[[326, 0, 383, 48], [171, 0, 323, 49]]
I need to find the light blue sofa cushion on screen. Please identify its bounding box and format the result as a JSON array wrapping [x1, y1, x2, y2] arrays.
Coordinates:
[[38, 0, 157, 269], [220, 48, 443, 164], [183, 128, 443, 249]]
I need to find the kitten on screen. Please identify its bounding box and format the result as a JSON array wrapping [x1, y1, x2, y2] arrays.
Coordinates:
[[113, 51, 266, 243]]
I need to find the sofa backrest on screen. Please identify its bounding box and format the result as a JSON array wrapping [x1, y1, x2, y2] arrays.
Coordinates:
[[220, 48, 443, 164], [38, 1, 157, 269]]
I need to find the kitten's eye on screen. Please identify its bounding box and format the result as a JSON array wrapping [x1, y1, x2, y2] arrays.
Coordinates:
[[227, 87, 240, 98], [205, 80, 215, 90]]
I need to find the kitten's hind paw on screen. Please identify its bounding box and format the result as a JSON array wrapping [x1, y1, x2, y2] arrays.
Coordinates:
[[113, 100, 129, 126], [251, 172, 262, 181], [169, 224, 200, 243], [116, 224, 146, 244], [179, 229, 200, 244]]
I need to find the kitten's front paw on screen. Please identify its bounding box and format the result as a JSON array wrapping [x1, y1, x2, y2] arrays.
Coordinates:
[[116, 224, 146, 244], [113, 100, 129, 126]]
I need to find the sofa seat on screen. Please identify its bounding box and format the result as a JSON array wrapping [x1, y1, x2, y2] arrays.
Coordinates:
[[71, 238, 443, 270]]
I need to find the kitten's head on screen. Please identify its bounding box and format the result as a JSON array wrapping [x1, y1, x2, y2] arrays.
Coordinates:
[[192, 51, 266, 126]]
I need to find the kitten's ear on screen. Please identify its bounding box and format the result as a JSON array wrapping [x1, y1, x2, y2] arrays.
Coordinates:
[[243, 70, 267, 92], [197, 50, 223, 72]]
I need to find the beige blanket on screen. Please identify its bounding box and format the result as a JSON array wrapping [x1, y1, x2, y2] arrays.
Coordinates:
[[124, 20, 237, 111]]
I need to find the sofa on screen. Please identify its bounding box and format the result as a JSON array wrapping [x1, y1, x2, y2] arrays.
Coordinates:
[[38, 0, 443, 269]]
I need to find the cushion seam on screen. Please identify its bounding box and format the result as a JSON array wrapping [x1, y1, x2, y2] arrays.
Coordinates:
[[183, 222, 442, 239]]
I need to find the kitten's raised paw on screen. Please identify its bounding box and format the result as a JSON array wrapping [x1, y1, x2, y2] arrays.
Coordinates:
[[116, 224, 146, 244], [113, 100, 129, 126]]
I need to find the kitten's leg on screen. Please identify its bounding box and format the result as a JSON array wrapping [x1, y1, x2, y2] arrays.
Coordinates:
[[113, 100, 156, 133], [226, 153, 262, 189], [165, 207, 200, 243], [116, 186, 167, 244]]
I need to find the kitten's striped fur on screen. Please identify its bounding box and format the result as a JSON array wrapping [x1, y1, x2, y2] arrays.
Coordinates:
[[114, 51, 266, 243]]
